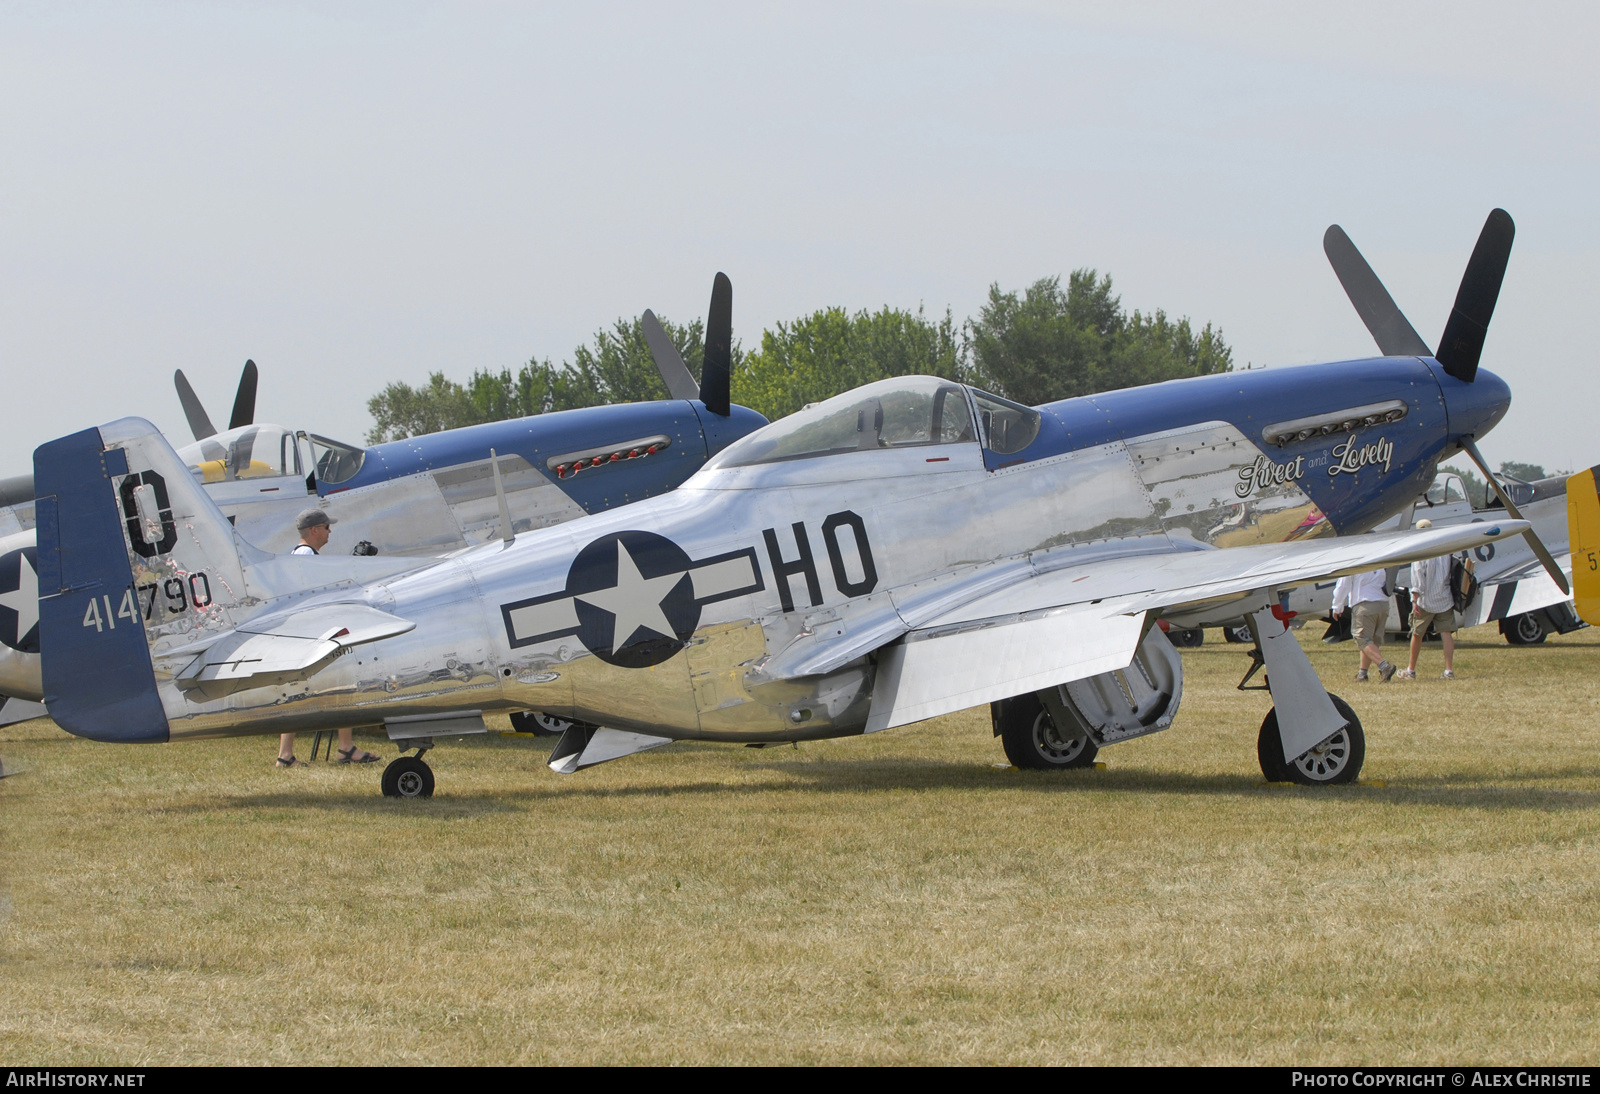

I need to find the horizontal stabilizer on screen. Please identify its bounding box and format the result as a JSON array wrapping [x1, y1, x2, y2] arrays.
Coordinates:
[[0, 697, 48, 728], [1455, 558, 1573, 630], [175, 603, 415, 699]]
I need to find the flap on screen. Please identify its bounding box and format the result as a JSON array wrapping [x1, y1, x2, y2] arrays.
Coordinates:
[[866, 595, 1148, 732]]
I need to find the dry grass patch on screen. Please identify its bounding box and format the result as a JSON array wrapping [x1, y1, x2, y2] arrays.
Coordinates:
[[2, 624, 1598, 1064]]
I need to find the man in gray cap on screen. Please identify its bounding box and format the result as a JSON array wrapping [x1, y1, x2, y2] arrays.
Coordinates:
[[276, 507, 381, 767], [291, 508, 336, 555]]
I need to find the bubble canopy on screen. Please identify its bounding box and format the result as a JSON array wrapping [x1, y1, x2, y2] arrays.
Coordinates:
[[175, 424, 366, 486], [707, 377, 981, 469], [706, 376, 1042, 469]]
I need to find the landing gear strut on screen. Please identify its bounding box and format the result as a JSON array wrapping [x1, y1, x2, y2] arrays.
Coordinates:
[[1241, 605, 1367, 786]]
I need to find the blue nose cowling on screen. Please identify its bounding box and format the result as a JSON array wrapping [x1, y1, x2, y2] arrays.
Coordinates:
[[1435, 362, 1511, 444]]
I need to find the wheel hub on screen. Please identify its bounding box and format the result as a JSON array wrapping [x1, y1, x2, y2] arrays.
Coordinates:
[[1291, 729, 1350, 781], [396, 771, 425, 796], [1032, 711, 1089, 764]]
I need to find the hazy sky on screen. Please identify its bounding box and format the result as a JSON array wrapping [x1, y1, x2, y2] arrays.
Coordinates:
[[2, 1, 1595, 474]]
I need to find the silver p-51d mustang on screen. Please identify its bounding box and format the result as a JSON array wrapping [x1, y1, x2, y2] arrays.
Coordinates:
[[33, 211, 1560, 795]]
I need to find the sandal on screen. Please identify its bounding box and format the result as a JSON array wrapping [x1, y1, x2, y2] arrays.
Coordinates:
[[337, 746, 381, 765], [275, 755, 305, 768]]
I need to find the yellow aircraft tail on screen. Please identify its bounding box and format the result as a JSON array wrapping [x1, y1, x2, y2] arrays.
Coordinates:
[[1567, 466, 1600, 624]]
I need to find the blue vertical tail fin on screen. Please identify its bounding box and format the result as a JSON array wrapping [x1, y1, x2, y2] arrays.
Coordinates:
[[35, 418, 251, 742]]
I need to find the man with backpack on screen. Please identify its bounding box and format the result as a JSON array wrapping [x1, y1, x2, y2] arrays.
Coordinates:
[[1397, 518, 1472, 680]]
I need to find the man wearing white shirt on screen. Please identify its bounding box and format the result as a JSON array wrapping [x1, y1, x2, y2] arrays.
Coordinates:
[[1332, 567, 1397, 682], [1397, 518, 1461, 680]]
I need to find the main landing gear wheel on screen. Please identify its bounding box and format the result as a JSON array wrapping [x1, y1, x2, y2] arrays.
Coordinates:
[[1504, 612, 1547, 645], [382, 755, 435, 799], [1257, 694, 1365, 785], [995, 694, 1099, 770]]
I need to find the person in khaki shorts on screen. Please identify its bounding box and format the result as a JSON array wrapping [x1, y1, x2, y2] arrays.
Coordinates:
[[1398, 518, 1461, 680], [1331, 568, 1397, 682]]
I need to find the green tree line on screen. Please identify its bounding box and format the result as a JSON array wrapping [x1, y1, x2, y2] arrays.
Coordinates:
[[366, 269, 1235, 443]]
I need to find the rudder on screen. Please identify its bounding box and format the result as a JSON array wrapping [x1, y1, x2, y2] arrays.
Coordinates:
[[35, 417, 251, 742], [1567, 466, 1600, 626]]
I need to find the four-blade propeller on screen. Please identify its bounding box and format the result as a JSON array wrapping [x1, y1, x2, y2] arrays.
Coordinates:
[[173, 360, 260, 443], [1324, 209, 1568, 595], [640, 273, 734, 417]]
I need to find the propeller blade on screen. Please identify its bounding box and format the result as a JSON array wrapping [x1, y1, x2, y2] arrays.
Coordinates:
[[173, 369, 219, 442], [640, 310, 700, 401], [1323, 225, 1432, 356], [1435, 209, 1515, 383], [699, 272, 732, 416], [228, 359, 259, 430], [1460, 437, 1570, 595]]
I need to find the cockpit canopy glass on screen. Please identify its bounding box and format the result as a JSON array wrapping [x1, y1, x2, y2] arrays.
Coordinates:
[[969, 389, 1042, 455], [177, 425, 300, 484], [708, 377, 976, 469], [305, 433, 366, 485]]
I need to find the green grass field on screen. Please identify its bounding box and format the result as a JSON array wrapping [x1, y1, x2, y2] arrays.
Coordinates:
[[2, 624, 1597, 1065]]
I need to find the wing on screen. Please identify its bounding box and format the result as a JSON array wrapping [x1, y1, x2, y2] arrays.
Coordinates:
[[864, 519, 1529, 731]]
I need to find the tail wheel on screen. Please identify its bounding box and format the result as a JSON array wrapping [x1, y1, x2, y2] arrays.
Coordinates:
[[1257, 694, 1365, 785], [382, 756, 435, 799], [995, 694, 1099, 770]]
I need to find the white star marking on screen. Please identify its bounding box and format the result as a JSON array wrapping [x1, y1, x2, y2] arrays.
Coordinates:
[[575, 541, 684, 650], [0, 552, 39, 645]]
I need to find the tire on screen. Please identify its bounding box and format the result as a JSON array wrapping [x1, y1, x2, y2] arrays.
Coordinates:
[[995, 693, 1099, 770], [1222, 623, 1252, 644], [1257, 693, 1364, 785], [1503, 612, 1547, 646], [381, 756, 435, 799], [509, 711, 571, 736], [1167, 627, 1204, 648]]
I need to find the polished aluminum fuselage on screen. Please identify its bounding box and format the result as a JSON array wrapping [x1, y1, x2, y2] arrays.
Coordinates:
[[149, 414, 1337, 742]]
